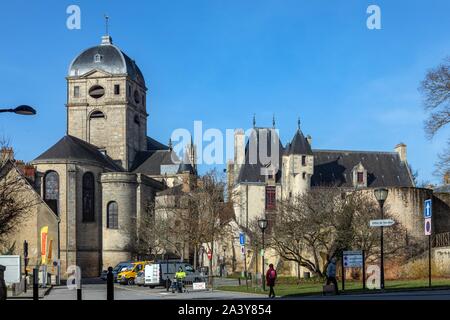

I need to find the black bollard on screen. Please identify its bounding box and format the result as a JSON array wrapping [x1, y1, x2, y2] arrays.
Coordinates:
[[77, 283, 82, 301], [33, 268, 39, 301], [106, 267, 114, 301]]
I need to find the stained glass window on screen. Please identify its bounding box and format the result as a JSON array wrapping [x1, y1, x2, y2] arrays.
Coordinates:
[[44, 171, 59, 215], [107, 201, 118, 229], [82, 172, 95, 222]]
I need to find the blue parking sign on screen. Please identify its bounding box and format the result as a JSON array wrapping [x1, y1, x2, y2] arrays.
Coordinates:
[[424, 199, 432, 218], [239, 233, 245, 245]]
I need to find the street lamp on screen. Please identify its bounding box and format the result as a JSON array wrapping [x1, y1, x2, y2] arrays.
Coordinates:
[[199, 246, 205, 269], [374, 187, 388, 290], [258, 218, 268, 291], [0, 105, 36, 115]]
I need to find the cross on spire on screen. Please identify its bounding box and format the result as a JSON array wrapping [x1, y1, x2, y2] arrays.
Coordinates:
[[297, 117, 301, 130], [253, 114, 256, 128], [272, 114, 276, 128], [104, 14, 110, 36]]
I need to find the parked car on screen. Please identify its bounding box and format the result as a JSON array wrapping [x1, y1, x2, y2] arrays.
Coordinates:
[[135, 271, 145, 286], [145, 260, 205, 288], [100, 261, 132, 281], [117, 261, 151, 285]]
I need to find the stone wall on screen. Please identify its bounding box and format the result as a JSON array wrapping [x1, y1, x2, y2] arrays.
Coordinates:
[[101, 172, 137, 269]]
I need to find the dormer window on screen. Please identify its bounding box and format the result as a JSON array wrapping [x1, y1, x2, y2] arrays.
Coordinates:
[[357, 172, 364, 183], [94, 54, 103, 63], [352, 162, 367, 188]]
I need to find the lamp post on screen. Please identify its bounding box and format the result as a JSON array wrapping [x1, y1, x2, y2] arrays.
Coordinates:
[[374, 187, 388, 290], [0, 105, 36, 115], [258, 218, 268, 291], [199, 246, 205, 269], [222, 245, 227, 277]]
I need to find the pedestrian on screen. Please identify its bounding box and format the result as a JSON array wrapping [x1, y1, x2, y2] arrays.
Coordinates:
[[326, 257, 339, 295], [174, 267, 186, 293], [266, 263, 277, 298]]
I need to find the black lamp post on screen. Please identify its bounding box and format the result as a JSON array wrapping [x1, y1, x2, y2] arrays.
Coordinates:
[[199, 246, 205, 269], [258, 218, 268, 291], [374, 187, 388, 290], [0, 105, 36, 115]]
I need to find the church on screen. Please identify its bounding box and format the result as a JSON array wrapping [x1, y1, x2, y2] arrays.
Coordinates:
[[10, 34, 196, 278]]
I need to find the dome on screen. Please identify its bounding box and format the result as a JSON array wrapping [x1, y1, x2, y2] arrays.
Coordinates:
[[68, 36, 145, 86]]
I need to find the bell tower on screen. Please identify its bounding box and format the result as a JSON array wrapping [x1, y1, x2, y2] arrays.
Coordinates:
[[66, 35, 147, 170]]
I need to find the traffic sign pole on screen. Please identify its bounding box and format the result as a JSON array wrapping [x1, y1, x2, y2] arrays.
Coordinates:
[[429, 235, 432, 288], [362, 250, 366, 290]]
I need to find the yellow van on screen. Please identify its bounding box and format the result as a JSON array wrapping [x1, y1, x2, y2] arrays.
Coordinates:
[[117, 261, 150, 285]]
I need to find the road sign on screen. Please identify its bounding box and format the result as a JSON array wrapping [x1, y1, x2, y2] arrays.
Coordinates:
[[343, 251, 363, 268], [207, 250, 212, 260], [369, 219, 395, 227], [424, 199, 432, 218], [241, 246, 245, 256], [425, 218, 432, 236], [239, 233, 245, 245]]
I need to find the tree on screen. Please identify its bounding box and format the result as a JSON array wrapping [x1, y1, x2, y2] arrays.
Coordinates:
[[271, 188, 409, 277], [0, 157, 37, 246], [154, 169, 233, 271], [419, 56, 450, 178]]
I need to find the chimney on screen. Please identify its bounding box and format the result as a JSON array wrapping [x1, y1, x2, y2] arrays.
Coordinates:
[[233, 129, 245, 183], [395, 143, 407, 162], [444, 172, 450, 185], [306, 135, 312, 147], [0, 147, 14, 163]]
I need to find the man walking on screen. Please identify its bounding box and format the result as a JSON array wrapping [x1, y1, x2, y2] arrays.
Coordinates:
[[326, 257, 339, 295], [266, 263, 277, 298]]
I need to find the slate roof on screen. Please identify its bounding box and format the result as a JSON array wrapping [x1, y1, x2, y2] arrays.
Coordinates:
[[147, 136, 169, 152], [311, 150, 414, 188], [237, 128, 284, 183], [434, 185, 450, 193], [32, 135, 123, 171], [235, 127, 414, 188], [68, 36, 145, 86], [285, 129, 313, 156], [132, 150, 181, 175], [157, 184, 184, 196]]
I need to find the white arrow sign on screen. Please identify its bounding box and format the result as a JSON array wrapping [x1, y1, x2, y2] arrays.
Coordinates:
[[369, 219, 395, 227]]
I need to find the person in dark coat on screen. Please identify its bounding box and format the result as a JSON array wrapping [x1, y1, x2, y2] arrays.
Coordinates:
[[326, 257, 339, 295], [266, 264, 277, 298]]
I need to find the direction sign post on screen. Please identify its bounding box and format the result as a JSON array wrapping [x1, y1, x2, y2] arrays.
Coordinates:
[[342, 250, 365, 291], [369, 219, 395, 227], [424, 199, 432, 288]]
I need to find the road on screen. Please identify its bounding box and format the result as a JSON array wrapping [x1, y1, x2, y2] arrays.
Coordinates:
[[43, 279, 264, 300], [291, 289, 450, 300], [41, 278, 450, 300]]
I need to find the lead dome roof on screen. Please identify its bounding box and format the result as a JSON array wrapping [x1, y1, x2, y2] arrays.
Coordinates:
[[68, 36, 145, 86]]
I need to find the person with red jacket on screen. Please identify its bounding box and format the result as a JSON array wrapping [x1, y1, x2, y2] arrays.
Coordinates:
[[266, 263, 277, 298]]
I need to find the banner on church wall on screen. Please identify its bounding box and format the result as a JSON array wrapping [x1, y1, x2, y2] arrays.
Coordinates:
[[40, 226, 48, 265]]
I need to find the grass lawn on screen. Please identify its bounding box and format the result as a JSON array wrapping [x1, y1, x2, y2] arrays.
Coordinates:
[[218, 278, 450, 297]]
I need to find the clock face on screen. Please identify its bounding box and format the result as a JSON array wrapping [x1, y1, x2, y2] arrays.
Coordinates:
[[89, 85, 105, 99], [134, 90, 140, 104]]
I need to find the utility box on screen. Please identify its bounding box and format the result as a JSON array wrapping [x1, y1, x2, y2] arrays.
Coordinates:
[[0, 256, 21, 285]]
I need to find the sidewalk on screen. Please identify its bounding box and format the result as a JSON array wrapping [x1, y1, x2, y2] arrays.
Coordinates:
[[7, 286, 53, 300]]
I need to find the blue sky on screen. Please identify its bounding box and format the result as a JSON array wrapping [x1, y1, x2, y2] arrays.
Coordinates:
[[0, 0, 449, 184]]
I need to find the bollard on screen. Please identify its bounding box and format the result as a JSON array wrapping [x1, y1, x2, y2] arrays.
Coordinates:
[[33, 268, 39, 301], [106, 267, 114, 301], [77, 283, 82, 301], [0, 265, 7, 300]]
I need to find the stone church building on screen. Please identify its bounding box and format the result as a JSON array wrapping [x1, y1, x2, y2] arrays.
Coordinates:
[[6, 35, 196, 278]]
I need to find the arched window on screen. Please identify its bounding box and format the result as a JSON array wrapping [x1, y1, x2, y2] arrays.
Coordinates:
[[107, 201, 119, 229], [82, 172, 95, 222], [90, 110, 105, 119], [44, 171, 59, 216]]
